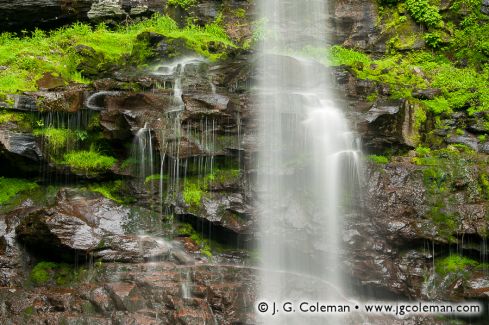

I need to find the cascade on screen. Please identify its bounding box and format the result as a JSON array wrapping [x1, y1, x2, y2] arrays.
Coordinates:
[[257, 0, 362, 323]]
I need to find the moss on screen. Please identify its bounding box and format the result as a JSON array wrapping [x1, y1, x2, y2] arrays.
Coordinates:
[[368, 155, 389, 164], [405, 0, 443, 27], [206, 168, 240, 184], [435, 255, 478, 276], [480, 174, 489, 200], [0, 177, 38, 205], [429, 207, 458, 241], [0, 14, 235, 97], [22, 306, 35, 317], [167, 0, 196, 9], [177, 223, 213, 257], [145, 174, 167, 184], [88, 180, 123, 203], [63, 149, 116, 174], [183, 181, 204, 208], [34, 127, 74, 152], [30, 261, 76, 286]]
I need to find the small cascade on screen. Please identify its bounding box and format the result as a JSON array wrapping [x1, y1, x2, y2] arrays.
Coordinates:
[[131, 122, 155, 181], [181, 268, 192, 299], [151, 57, 208, 109], [84, 91, 120, 111]]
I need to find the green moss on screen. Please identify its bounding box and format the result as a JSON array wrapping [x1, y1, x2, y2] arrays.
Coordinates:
[[206, 168, 240, 183], [183, 181, 204, 208], [480, 174, 489, 199], [0, 177, 38, 205], [368, 155, 389, 164], [0, 15, 235, 97], [34, 127, 73, 152], [436, 255, 478, 276], [167, 0, 196, 9], [177, 223, 213, 257], [145, 174, 166, 184], [63, 149, 116, 174], [30, 261, 76, 286], [88, 180, 123, 203], [429, 207, 458, 241], [405, 0, 443, 27], [22, 306, 35, 317]]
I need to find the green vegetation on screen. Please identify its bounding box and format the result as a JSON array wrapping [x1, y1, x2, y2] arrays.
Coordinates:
[[88, 180, 123, 203], [177, 223, 213, 257], [0, 177, 38, 205], [34, 127, 74, 152], [405, 0, 443, 27], [435, 255, 478, 276], [183, 181, 204, 208], [0, 14, 234, 98], [167, 0, 196, 9], [206, 168, 240, 183], [30, 261, 76, 286], [63, 149, 116, 174], [145, 174, 167, 184], [367, 155, 389, 164], [182, 168, 240, 209]]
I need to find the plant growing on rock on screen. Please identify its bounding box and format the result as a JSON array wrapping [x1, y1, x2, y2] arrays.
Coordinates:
[[405, 0, 443, 27], [63, 148, 117, 175], [167, 0, 196, 9], [0, 178, 38, 205], [435, 255, 478, 276]]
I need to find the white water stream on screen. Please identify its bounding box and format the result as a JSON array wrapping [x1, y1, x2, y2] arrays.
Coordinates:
[[257, 0, 362, 323]]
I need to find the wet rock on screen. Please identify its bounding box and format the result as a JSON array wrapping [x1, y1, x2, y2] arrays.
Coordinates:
[[16, 189, 172, 262], [482, 0, 489, 15], [75, 45, 115, 77], [36, 73, 67, 90], [446, 134, 479, 151], [0, 206, 40, 286], [479, 141, 489, 154], [32, 88, 86, 112], [361, 100, 418, 150], [87, 0, 127, 20], [0, 129, 43, 162], [133, 32, 192, 61], [332, 0, 381, 51], [412, 88, 441, 100]]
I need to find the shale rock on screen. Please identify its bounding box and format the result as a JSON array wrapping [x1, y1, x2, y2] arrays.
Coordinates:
[[16, 188, 172, 262]]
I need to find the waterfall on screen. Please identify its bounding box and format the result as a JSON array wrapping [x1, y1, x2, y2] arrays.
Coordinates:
[[132, 122, 155, 181], [257, 0, 362, 323]]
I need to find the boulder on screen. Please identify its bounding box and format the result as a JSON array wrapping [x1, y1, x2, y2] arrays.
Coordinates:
[[16, 189, 172, 262], [0, 0, 162, 31]]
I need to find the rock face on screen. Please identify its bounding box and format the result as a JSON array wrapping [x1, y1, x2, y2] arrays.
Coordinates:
[[16, 189, 174, 263], [0, 262, 257, 325], [344, 160, 489, 300], [0, 0, 164, 31]]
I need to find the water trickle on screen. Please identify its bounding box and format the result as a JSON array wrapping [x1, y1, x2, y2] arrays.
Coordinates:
[[181, 268, 192, 299], [257, 0, 362, 323], [132, 122, 155, 181], [85, 91, 120, 110]]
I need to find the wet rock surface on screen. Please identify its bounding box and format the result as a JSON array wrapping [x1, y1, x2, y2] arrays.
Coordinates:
[[15, 189, 176, 263]]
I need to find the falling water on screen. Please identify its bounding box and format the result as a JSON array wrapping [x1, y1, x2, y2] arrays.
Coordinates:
[[132, 122, 155, 181], [257, 0, 362, 324]]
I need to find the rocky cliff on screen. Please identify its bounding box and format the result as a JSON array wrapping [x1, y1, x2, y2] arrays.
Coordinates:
[[1, 0, 489, 324]]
